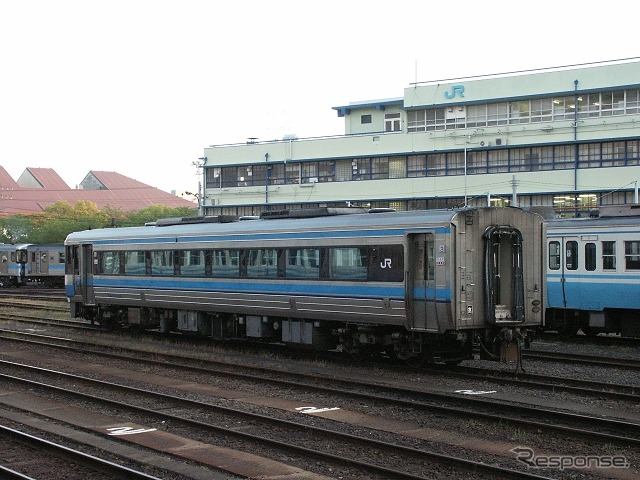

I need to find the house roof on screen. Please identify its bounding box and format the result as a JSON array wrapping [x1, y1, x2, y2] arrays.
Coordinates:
[[0, 167, 195, 216], [0, 166, 19, 189], [18, 168, 71, 190]]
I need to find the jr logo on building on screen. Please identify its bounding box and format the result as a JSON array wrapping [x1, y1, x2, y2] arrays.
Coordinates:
[[444, 85, 465, 99]]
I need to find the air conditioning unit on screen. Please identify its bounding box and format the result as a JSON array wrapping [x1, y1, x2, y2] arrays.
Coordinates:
[[494, 138, 506, 146], [479, 140, 491, 147]]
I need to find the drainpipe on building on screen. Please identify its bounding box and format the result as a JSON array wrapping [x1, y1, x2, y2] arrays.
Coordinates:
[[265, 153, 270, 207], [573, 79, 579, 216]]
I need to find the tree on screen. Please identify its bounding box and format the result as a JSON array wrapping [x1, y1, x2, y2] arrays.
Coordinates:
[[0, 202, 198, 244]]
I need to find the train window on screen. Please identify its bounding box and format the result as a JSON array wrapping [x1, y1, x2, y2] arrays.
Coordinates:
[[585, 243, 597, 271], [330, 247, 367, 280], [100, 251, 121, 275], [286, 248, 320, 278], [368, 245, 404, 282], [247, 249, 278, 277], [625, 241, 640, 270], [565, 241, 578, 270], [59, 252, 65, 264], [151, 251, 174, 276], [602, 241, 616, 270], [125, 252, 146, 275], [548, 241, 560, 270], [425, 240, 435, 282], [212, 249, 240, 277], [180, 250, 206, 276]]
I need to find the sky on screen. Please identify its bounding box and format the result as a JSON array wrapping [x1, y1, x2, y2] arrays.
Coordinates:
[[0, 1, 637, 196]]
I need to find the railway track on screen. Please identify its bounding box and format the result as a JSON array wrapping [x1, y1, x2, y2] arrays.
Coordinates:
[[2, 311, 639, 400], [0, 357, 556, 479], [523, 349, 640, 370], [0, 423, 160, 480], [1, 306, 639, 478], [1, 330, 639, 448]]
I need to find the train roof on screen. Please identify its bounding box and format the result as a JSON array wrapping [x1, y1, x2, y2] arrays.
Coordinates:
[[547, 214, 640, 230], [65, 207, 527, 244]]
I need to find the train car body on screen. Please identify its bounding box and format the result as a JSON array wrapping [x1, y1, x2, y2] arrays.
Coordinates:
[[0, 243, 28, 287], [65, 207, 545, 364], [546, 205, 640, 337], [22, 243, 65, 287]]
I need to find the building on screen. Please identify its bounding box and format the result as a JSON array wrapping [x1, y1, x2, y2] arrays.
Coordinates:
[[202, 59, 640, 217], [0, 167, 195, 216]]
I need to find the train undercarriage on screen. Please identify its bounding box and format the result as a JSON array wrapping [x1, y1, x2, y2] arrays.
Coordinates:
[[546, 308, 640, 338], [73, 302, 531, 368]]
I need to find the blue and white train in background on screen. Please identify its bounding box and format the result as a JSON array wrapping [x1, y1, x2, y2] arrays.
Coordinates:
[[64, 207, 546, 365], [545, 205, 640, 338], [0, 243, 65, 287]]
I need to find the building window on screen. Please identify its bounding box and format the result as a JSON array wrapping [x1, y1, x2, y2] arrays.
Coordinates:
[[385, 113, 401, 132], [407, 155, 426, 177], [206, 167, 221, 188], [361, 114, 372, 124], [427, 153, 446, 176], [285, 163, 300, 184], [268, 164, 285, 185], [318, 160, 335, 182], [371, 157, 389, 179], [407, 110, 426, 132], [530, 98, 553, 123], [353, 158, 370, 181]]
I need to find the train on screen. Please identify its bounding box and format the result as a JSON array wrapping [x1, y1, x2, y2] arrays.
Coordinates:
[[545, 205, 640, 338], [0, 243, 65, 287], [64, 206, 546, 366]]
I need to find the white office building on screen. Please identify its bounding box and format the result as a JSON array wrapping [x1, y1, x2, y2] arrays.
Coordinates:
[[202, 59, 640, 217]]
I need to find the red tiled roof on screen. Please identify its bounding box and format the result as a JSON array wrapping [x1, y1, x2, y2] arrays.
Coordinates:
[[0, 166, 19, 189], [20, 168, 71, 190], [0, 167, 195, 216]]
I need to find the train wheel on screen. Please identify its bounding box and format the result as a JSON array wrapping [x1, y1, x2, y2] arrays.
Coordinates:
[[557, 320, 579, 340], [580, 326, 599, 337], [405, 350, 427, 368]]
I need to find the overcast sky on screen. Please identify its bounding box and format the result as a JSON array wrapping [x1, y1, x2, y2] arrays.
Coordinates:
[[0, 1, 637, 196]]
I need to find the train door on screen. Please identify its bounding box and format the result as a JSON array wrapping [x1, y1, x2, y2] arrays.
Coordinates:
[[81, 244, 96, 306], [407, 233, 439, 331], [15, 247, 28, 285], [548, 236, 580, 308], [36, 248, 50, 275], [483, 226, 525, 324]]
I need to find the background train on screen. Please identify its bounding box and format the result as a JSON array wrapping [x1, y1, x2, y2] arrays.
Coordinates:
[[545, 205, 640, 338], [64, 206, 546, 365], [0, 243, 65, 287]]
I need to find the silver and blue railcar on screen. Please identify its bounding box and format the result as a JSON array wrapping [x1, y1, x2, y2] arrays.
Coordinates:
[[22, 243, 65, 287], [0, 243, 28, 287], [64, 207, 545, 364], [546, 205, 640, 337]]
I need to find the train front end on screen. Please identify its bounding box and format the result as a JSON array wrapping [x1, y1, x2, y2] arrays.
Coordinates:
[[454, 207, 545, 368]]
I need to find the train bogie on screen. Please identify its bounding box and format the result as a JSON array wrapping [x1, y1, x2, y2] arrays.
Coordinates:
[[65, 207, 546, 366]]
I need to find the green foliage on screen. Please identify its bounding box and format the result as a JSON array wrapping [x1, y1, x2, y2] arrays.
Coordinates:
[[0, 201, 197, 244]]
